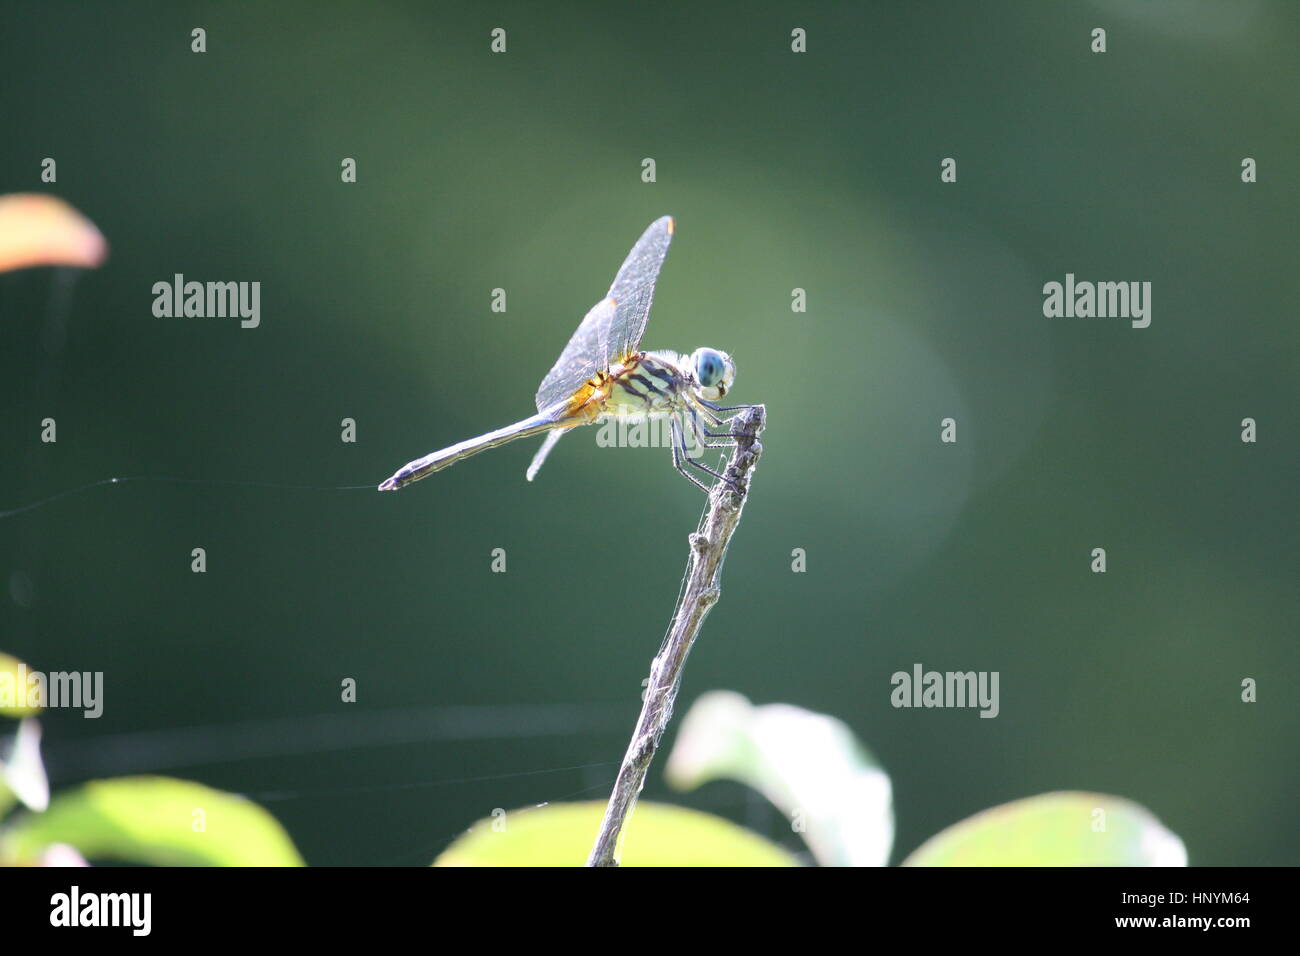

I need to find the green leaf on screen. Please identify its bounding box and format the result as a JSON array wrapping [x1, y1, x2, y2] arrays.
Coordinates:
[[665, 691, 893, 866], [434, 800, 799, 867], [0, 775, 304, 866], [0, 653, 40, 716], [902, 791, 1187, 866]]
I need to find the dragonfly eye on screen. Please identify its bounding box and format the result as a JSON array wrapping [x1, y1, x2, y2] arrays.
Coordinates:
[[693, 348, 730, 390]]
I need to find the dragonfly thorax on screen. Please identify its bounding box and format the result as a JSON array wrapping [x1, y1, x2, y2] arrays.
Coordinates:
[[598, 351, 693, 419]]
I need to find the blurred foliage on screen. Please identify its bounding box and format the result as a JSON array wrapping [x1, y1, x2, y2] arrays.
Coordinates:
[[1, 774, 303, 867], [438, 698, 1185, 867], [435, 800, 798, 867], [0, 717, 49, 814], [667, 691, 893, 866], [1, 690, 1182, 867], [0, 194, 106, 273], [902, 792, 1186, 867], [0, 653, 41, 717]]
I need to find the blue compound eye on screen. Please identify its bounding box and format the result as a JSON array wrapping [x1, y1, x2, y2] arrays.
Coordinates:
[[695, 348, 727, 388]]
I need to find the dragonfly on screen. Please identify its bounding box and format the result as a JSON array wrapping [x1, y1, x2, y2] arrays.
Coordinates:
[[378, 216, 753, 494]]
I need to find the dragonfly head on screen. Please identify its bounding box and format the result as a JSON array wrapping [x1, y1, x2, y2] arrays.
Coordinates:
[[690, 347, 736, 401]]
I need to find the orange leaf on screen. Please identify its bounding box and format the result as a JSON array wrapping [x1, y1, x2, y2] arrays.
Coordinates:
[[0, 193, 108, 272]]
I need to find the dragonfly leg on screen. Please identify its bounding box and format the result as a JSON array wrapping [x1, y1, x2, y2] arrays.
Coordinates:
[[688, 406, 737, 447], [694, 399, 758, 433], [685, 454, 739, 489], [673, 414, 742, 493], [670, 423, 713, 493], [694, 404, 730, 428], [698, 398, 758, 415], [684, 402, 741, 445]]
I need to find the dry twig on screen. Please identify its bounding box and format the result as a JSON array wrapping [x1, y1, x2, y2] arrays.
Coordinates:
[[586, 404, 767, 866]]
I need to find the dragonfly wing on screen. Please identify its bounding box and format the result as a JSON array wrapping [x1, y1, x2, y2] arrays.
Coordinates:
[[525, 428, 567, 481], [607, 215, 674, 365], [534, 296, 616, 412], [532, 216, 675, 412]]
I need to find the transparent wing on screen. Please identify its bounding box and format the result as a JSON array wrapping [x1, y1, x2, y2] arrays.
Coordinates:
[[534, 296, 616, 412], [607, 215, 674, 365], [525, 428, 567, 481], [533, 216, 675, 412]]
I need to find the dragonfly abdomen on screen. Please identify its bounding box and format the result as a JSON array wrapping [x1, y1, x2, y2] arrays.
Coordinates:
[[378, 412, 563, 491]]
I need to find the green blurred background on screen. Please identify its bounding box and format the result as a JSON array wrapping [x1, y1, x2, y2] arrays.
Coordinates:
[[1, 1, 1294, 865]]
